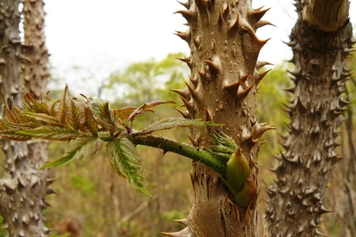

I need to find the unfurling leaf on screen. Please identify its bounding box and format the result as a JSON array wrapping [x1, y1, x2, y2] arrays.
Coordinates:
[[57, 85, 72, 124], [23, 93, 50, 114], [42, 136, 103, 169], [107, 137, 152, 197], [139, 117, 221, 135], [88, 98, 114, 130], [71, 98, 86, 131], [85, 106, 98, 136]]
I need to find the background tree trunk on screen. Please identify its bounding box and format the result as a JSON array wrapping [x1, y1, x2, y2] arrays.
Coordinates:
[[266, 0, 353, 235], [0, 0, 50, 235], [166, 0, 271, 236]]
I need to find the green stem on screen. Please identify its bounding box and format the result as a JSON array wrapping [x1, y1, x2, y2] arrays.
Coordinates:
[[128, 134, 226, 175]]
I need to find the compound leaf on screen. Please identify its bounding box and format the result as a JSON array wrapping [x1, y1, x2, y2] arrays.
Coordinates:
[[107, 137, 151, 197], [42, 136, 103, 169], [18, 125, 78, 141], [139, 117, 221, 135]]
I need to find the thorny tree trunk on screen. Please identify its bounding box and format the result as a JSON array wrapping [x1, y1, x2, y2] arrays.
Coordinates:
[[22, 0, 49, 170], [266, 0, 353, 236], [166, 0, 272, 236], [22, 0, 52, 232], [0, 0, 50, 236]]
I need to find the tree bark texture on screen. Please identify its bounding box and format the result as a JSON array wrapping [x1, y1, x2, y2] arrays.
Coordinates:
[[266, 0, 353, 236], [0, 0, 50, 236], [166, 0, 272, 236], [22, 0, 49, 99]]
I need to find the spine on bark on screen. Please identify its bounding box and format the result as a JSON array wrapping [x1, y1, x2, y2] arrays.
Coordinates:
[[266, 0, 353, 236]]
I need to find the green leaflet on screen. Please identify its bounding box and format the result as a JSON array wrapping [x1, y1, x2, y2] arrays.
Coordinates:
[[139, 117, 221, 135], [42, 136, 103, 169], [106, 137, 151, 197], [18, 125, 79, 141]]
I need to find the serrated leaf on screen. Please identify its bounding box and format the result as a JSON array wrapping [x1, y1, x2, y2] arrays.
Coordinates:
[[112, 107, 137, 121], [0, 121, 32, 131], [18, 125, 78, 141], [42, 136, 103, 169], [139, 117, 222, 135], [107, 137, 151, 197], [20, 112, 61, 126], [0, 133, 33, 141], [12, 105, 29, 124], [84, 106, 98, 136], [56, 85, 72, 124], [23, 93, 50, 114], [71, 99, 86, 131], [5, 107, 18, 123], [128, 101, 175, 127], [49, 99, 60, 116]]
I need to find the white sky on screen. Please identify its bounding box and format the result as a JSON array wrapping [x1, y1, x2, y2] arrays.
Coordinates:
[[44, 0, 356, 96]]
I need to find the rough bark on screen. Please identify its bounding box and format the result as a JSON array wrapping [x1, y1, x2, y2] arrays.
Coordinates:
[[166, 0, 271, 236], [0, 0, 50, 236], [266, 0, 353, 236], [22, 0, 49, 99]]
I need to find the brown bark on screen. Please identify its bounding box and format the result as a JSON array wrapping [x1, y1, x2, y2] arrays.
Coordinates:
[[22, 0, 49, 168], [166, 0, 271, 236], [22, 0, 49, 99], [0, 0, 50, 236], [266, 0, 353, 236]]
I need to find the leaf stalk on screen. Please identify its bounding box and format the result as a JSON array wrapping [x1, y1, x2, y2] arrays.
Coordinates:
[[128, 134, 226, 175]]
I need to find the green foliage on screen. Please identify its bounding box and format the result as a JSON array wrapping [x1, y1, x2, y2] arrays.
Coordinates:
[[0, 216, 7, 237], [162, 210, 187, 222], [257, 65, 291, 127], [256, 64, 292, 167], [42, 136, 103, 169], [104, 53, 188, 106], [69, 174, 96, 195], [107, 137, 151, 196]]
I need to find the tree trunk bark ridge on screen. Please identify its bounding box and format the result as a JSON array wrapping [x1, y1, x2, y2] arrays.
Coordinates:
[[166, 0, 272, 236], [266, 0, 353, 236], [0, 0, 50, 236]]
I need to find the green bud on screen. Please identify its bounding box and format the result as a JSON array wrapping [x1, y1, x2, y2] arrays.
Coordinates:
[[226, 147, 250, 194]]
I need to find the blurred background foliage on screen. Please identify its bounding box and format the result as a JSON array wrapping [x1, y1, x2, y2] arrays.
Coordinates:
[[0, 51, 354, 236]]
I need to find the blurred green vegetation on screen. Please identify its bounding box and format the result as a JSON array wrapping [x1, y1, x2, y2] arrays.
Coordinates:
[[0, 52, 355, 236]]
